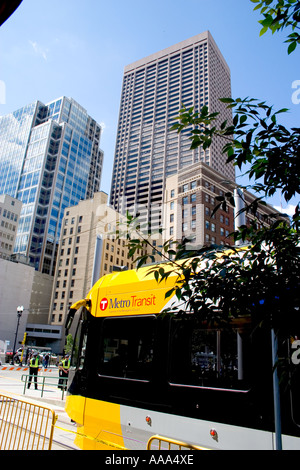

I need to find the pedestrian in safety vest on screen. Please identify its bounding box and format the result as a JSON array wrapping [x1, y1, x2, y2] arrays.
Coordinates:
[[28, 352, 39, 389], [58, 354, 70, 391]]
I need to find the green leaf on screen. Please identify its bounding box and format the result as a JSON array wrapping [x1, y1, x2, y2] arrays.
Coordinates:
[[219, 97, 235, 103], [288, 41, 297, 53], [165, 288, 175, 299], [260, 25, 269, 36]]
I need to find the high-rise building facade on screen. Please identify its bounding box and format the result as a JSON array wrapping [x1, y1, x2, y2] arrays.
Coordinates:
[[0, 97, 104, 275], [110, 31, 234, 230]]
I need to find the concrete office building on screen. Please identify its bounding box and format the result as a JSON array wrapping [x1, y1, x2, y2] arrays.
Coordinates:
[[0, 194, 22, 260], [110, 31, 234, 230], [0, 97, 104, 275], [0, 257, 56, 353]]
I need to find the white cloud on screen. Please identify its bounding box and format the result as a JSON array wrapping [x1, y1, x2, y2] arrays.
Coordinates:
[[29, 40, 48, 61], [100, 122, 106, 132], [274, 204, 296, 217]]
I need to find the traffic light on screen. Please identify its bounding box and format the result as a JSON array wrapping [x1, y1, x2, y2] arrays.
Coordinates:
[[0, 0, 23, 27]]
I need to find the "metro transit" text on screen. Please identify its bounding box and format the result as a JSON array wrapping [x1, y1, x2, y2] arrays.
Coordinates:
[[100, 294, 156, 311]]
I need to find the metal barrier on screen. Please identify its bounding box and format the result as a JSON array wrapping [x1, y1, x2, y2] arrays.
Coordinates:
[[0, 394, 57, 450], [21, 374, 68, 400], [147, 434, 211, 451]]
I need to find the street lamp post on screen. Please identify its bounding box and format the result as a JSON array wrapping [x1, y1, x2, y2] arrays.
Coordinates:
[[12, 306, 24, 364]]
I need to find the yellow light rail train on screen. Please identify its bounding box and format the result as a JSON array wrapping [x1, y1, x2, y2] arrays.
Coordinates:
[[64, 259, 300, 450]]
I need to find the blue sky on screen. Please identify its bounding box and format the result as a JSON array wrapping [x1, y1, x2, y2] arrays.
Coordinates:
[[0, 0, 299, 214]]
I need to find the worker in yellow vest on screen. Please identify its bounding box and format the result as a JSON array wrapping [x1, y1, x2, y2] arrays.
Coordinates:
[[27, 352, 39, 389], [58, 354, 70, 390]]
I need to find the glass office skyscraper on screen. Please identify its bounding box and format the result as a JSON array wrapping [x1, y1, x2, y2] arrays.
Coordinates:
[[0, 96, 103, 275], [110, 31, 234, 229]]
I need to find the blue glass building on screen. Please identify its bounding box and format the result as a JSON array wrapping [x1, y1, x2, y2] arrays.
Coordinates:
[[0, 97, 104, 274]]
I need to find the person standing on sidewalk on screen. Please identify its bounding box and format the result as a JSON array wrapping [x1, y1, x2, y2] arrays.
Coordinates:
[[58, 354, 70, 391], [27, 352, 39, 389]]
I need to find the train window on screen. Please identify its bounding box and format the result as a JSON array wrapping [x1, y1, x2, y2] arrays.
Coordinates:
[[169, 319, 249, 390], [98, 316, 156, 381], [71, 308, 88, 370]]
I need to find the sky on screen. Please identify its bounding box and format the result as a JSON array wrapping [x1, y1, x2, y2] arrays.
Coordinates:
[[0, 0, 299, 215]]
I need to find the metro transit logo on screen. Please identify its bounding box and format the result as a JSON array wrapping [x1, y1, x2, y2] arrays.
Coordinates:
[[100, 298, 108, 311]]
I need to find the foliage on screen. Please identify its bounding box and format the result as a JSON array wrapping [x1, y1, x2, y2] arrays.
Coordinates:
[[251, 0, 300, 54], [119, 208, 300, 332], [64, 334, 74, 355]]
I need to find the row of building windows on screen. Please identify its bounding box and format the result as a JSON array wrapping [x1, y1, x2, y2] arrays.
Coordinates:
[[0, 208, 18, 222], [1, 220, 17, 231], [170, 222, 231, 237], [170, 208, 230, 224]]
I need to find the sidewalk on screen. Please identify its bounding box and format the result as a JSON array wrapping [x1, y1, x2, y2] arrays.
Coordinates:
[[0, 366, 67, 408], [0, 367, 80, 449]]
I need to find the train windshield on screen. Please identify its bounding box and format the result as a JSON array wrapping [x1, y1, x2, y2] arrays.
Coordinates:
[[71, 307, 88, 369]]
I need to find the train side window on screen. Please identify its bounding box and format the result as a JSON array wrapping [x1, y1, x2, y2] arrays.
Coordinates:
[[98, 316, 156, 381], [287, 335, 300, 426], [169, 319, 249, 390]]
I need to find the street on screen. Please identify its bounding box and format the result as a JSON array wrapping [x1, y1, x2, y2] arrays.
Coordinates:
[[0, 366, 80, 450]]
